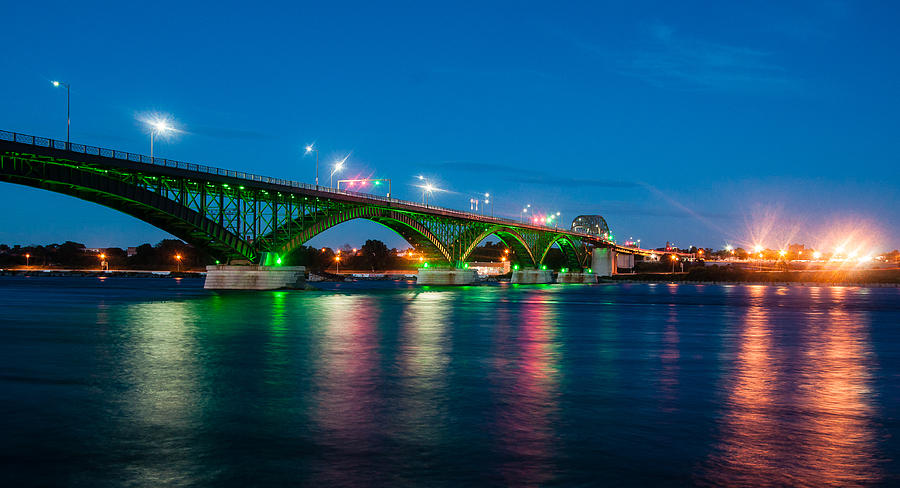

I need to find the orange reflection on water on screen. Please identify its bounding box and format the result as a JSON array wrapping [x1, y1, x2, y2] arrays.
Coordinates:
[[795, 286, 881, 486], [703, 285, 783, 485], [703, 286, 882, 487]]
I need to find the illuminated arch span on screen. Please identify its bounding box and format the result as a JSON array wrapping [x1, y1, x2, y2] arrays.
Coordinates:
[[535, 234, 588, 269], [459, 225, 536, 266], [0, 161, 256, 261], [274, 206, 453, 263]]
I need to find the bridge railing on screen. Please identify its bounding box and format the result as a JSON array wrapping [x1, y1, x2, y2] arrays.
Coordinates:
[[2, 129, 620, 243]]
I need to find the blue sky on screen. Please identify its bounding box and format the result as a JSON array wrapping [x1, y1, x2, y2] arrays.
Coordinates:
[[1, 1, 898, 251]]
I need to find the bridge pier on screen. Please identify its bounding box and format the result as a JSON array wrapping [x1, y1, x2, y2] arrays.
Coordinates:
[[592, 248, 617, 276], [416, 268, 478, 285], [204, 265, 306, 290], [556, 271, 599, 283], [511, 268, 553, 284]]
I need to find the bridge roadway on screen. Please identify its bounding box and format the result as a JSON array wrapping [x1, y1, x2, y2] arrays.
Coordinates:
[[0, 130, 654, 270]]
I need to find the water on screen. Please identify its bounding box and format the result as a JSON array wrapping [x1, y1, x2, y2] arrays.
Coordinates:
[[1, 276, 899, 487]]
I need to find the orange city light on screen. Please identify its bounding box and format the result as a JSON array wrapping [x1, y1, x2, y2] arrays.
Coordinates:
[[175, 254, 182, 260], [99, 253, 106, 259], [670, 255, 677, 261]]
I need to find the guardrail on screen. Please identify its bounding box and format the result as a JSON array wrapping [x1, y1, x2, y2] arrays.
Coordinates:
[[1, 129, 626, 245]]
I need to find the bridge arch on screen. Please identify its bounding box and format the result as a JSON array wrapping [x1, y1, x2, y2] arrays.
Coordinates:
[[458, 225, 536, 267], [536, 234, 588, 270], [0, 164, 256, 261], [273, 206, 453, 263]]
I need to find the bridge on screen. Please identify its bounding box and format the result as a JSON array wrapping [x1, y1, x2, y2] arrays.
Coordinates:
[[0, 130, 652, 280]]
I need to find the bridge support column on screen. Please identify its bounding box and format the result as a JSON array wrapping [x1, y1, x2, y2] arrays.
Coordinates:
[[416, 268, 477, 285], [556, 271, 598, 284], [592, 248, 617, 277], [204, 265, 306, 290], [616, 253, 635, 271], [511, 268, 553, 284]]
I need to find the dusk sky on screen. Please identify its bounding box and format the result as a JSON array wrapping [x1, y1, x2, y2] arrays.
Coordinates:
[[1, 1, 898, 252]]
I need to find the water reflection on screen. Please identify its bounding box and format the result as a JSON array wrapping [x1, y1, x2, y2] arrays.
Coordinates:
[[396, 291, 451, 447], [493, 290, 561, 485], [795, 286, 881, 486], [703, 286, 882, 487], [659, 304, 680, 412], [119, 300, 205, 485], [308, 295, 383, 485]]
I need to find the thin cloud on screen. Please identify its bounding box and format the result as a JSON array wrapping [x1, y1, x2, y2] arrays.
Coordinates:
[[424, 161, 639, 189], [619, 22, 798, 92]]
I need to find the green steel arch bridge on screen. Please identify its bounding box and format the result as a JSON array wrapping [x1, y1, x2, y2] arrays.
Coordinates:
[[0, 130, 650, 270]]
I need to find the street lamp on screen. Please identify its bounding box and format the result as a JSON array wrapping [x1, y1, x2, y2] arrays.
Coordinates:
[[335, 255, 341, 274], [99, 253, 107, 271], [670, 254, 678, 273], [174, 253, 182, 272], [423, 183, 435, 205], [145, 118, 175, 162], [25, 253, 30, 267], [521, 204, 531, 223], [330, 156, 348, 188], [51, 81, 71, 146], [305, 144, 319, 188], [484, 193, 493, 217]]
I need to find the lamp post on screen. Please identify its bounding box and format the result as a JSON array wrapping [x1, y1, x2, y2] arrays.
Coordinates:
[[670, 254, 677, 273], [521, 204, 530, 223], [335, 255, 341, 274], [330, 157, 346, 188], [416, 176, 436, 205], [484, 193, 493, 217], [25, 253, 30, 267], [51, 81, 70, 146], [305, 145, 319, 188], [99, 253, 107, 271], [147, 119, 174, 162], [174, 254, 182, 272]]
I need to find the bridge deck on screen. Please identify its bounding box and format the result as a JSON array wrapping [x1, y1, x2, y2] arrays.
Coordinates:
[[1, 129, 655, 257]]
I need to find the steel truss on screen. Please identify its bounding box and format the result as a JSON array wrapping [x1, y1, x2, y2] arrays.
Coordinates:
[[1, 147, 597, 270]]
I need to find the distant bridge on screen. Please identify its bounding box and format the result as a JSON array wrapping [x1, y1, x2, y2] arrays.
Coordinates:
[[0, 130, 653, 270]]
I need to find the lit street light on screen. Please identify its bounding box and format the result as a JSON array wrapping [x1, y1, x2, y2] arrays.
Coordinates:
[[144, 117, 175, 162], [330, 155, 348, 187], [25, 253, 30, 267], [521, 204, 531, 223], [174, 253, 182, 272], [99, 253, 107, 271], [335, 255, 341, 273], [51, 80, 70, 146], [305, 144, 319, 188]]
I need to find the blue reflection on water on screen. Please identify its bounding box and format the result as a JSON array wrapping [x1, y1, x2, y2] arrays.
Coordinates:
[[0, 277, 898, 486]]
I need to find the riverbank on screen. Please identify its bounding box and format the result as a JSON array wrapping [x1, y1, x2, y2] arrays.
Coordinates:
[[0, 269, 204, 278], [612, 267, 900, 286]]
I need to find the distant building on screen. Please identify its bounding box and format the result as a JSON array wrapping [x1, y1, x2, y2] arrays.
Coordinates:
[[570, 215, 610, 239], [468, 261, 510, 276], [127, 247, 138, 257]]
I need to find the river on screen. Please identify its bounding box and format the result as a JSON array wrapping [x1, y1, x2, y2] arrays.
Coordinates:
[[1, 276, 898, 486]]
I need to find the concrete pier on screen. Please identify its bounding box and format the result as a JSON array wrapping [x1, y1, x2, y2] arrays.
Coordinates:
[[592, 249, 617, 277], [416, 268, 478, 285], [511, 268, 553, 284], [556, 272, 599, 284], [204, 265, 306, 290]]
